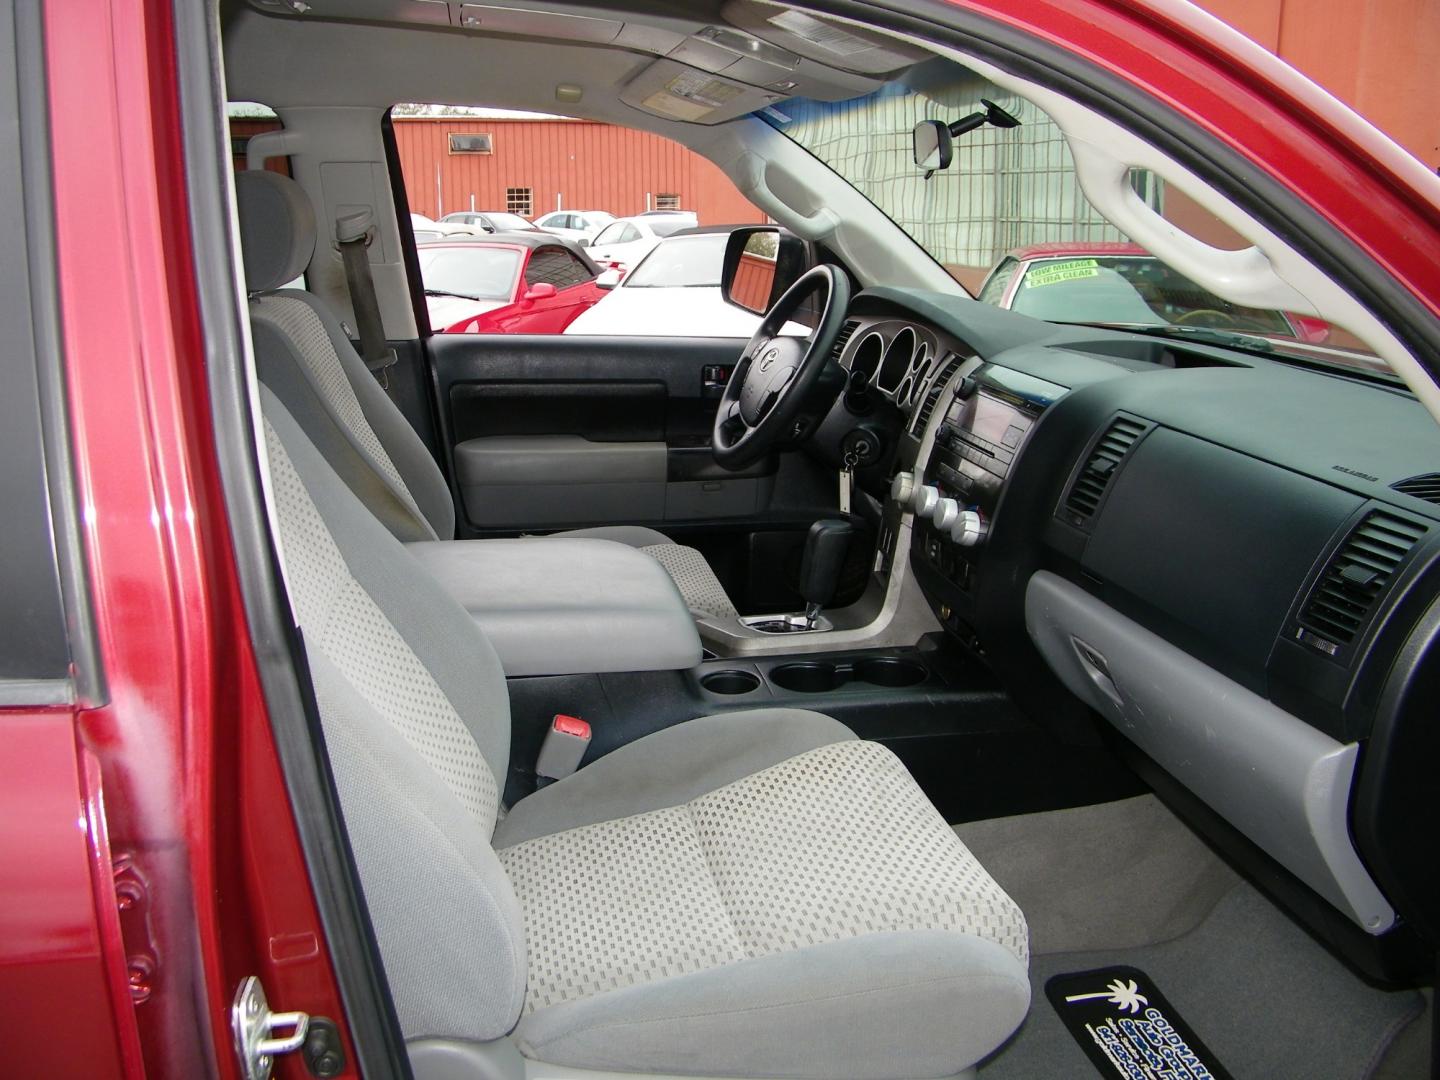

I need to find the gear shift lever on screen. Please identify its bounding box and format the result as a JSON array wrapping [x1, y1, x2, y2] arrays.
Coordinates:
[[799, 519, 854, 628]]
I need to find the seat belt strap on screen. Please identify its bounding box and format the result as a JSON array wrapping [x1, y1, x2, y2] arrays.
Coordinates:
[[335, 208, 398, 384]]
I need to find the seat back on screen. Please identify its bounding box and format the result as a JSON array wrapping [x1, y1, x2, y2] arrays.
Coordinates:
[[236, 170, 456, 543], [260, 385, 527, 1041]]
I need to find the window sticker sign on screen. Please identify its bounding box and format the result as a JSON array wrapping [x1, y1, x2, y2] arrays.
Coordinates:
[[1024, 258, 1100, 288], [1045, 966, 1234, 1080]]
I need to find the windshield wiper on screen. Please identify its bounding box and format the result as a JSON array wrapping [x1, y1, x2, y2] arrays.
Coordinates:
[[1057, 320, 1275, 355], [424, 287, 481, 300]]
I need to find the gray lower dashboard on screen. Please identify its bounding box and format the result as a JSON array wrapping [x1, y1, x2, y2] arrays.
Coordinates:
[[1025, 569, 1394, 934]]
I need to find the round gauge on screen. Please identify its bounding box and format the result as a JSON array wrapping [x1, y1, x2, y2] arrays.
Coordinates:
[[896, 375, 913, 405], [849, 332, 884, 388], [877, 327, 916, 393]]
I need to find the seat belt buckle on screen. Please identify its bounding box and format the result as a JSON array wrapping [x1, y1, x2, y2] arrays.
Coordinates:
[[536, 714, 591, 782]]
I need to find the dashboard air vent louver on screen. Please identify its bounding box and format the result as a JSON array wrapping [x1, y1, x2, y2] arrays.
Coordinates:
[[1391, 473, 1440, 505], [1060, 415, 1148, 528], [911, 355, 962, 435], [1298, 511, 1427, 649], [828, 320, 858, 365]]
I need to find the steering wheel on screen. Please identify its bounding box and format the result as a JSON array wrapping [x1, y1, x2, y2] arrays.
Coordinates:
[[712, 264, 852, 470]]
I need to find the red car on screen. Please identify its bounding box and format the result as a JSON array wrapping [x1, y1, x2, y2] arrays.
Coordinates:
[[6, 2, 1439, 1079], [417, 234, 606, 334]]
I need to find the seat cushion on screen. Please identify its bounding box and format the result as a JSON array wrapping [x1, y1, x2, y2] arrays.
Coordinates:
[[495, 714, 1029, 1077], [555, 526, 741, 623], [403, 537, 702, 676]]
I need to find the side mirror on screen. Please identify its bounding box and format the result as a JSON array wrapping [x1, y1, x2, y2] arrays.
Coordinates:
[[720, 226, 808, 315], [576, 237, 590, 247], [1289, 314, 1332, 345], [595, 268, 622, 290], [522, 282, 557, 302], [913, 120, 952, 175]]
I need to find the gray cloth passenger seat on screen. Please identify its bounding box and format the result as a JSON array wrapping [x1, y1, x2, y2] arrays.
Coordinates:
[[258, 382, 1031, 1077], [235, 169, 739, 624]]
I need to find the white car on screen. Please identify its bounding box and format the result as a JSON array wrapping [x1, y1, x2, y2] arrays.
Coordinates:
[[410, 211, 484, 242], [565, 231, 806, 337], [585, 214, 698, 273], [532, 209, 615, 245]]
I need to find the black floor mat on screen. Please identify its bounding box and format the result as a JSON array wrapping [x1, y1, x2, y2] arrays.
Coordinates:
[[1045, 966, 1233, 1079], [980, 884, 1422, 1079]]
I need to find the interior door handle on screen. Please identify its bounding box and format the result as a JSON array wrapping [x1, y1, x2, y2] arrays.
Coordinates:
[[702, 365, 731, 398]]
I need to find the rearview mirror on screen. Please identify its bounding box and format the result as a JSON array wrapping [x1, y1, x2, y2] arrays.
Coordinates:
[[720, 227, 808, 315], [522, 282, 557, 302], [595, 268, 622, 290], [913, 120, 952, 175]]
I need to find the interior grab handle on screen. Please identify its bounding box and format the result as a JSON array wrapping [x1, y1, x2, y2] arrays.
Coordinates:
[[1065, 137, 1320, 317]]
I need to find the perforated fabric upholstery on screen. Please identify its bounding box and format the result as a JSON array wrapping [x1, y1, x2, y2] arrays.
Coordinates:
[[253, 294, 430, 525], [638, 542, 740, 622], [260, 394, 525, 1040], [498, 739, 1028, 1014], [265, 411, 498, 830]]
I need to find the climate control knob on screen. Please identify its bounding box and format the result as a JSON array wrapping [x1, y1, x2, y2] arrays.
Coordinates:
[[913, 485, 940, 518], [889, 471, 916, 509], [949, 510, 989, 547], [931, 497, 961, 531]]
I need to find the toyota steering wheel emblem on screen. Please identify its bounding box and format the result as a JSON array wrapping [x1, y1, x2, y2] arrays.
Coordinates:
[[758, 347, 779, 373]]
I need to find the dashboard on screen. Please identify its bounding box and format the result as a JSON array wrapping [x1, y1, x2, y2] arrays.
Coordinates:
[[820, 287, 1440, 981]]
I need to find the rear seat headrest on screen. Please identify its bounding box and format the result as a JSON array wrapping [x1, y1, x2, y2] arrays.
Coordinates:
[[235, 170, 317, 293]]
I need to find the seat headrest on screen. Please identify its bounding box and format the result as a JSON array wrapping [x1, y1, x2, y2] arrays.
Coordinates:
[[235, 171, 317, 293]]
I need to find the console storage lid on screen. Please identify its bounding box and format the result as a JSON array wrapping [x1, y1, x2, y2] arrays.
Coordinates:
[[405, 537, 702, 676]]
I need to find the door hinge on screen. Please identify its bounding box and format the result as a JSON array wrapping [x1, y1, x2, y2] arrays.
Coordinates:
[[232, 975, 310, 1080]]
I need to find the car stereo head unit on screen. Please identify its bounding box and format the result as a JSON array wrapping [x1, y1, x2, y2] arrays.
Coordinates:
[[929, 364, 1066, 512]]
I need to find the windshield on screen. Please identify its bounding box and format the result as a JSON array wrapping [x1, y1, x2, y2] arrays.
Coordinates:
[[624, 234, 726, 288], [648, 218, 696, 238], [487, 212, 535, 231], [761, 60, 1387, 374], [417, 246, 520, 300]]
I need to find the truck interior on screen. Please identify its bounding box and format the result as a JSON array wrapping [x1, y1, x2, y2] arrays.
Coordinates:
[[174, 2, 1440, 1077]]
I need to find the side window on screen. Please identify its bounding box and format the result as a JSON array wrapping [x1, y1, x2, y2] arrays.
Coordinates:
[[525, 247, 595, 289], [0, 6, 78, 693], [593, 222, 626, 246], [389, 102, 770, 336], [977, 258, 1020, 306]]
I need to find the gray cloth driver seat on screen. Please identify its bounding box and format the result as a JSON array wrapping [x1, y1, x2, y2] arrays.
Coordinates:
[[234, 169, 739, 624], [257, 381, 1031, 1078]]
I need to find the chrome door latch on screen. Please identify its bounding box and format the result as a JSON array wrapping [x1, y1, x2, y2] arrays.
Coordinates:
[[233, 975, 310, 1080]]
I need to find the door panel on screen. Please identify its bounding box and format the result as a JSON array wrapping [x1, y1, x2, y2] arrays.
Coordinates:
[[426, 333, 833, 538]]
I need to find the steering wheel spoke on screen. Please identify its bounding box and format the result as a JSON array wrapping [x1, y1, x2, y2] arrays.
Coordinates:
[[710, 264, 852, 470]]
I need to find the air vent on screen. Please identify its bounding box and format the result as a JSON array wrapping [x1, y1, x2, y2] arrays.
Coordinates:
[[1297, 511, 1427, 650], [1060, 415, 1148, 528], [1391, 473, 1440, 505], [911, 355, 962, 435], [828, 320, 858, 365]]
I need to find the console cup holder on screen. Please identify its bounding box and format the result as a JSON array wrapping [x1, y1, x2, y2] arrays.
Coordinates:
[[769, 663, 845, 693], [770, 657, 927, 694], [700, 670, 761, 695], [853, 657, 927, 688]]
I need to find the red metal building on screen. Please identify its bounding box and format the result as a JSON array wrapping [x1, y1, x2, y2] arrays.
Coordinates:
[[391, 115, 767, 226]]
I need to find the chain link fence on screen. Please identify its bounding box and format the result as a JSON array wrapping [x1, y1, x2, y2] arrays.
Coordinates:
[[769, 68, 1161, 278]]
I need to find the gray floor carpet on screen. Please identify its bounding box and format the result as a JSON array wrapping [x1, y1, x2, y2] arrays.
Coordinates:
[[956, 795, 1239, 957], [974, 866, 1423, 1079]]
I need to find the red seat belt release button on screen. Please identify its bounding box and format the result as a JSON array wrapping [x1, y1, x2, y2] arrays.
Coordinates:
[[536, 714, 592, 780]]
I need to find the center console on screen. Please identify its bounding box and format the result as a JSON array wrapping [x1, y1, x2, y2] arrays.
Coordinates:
[[898, 363, 1066, 593]]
